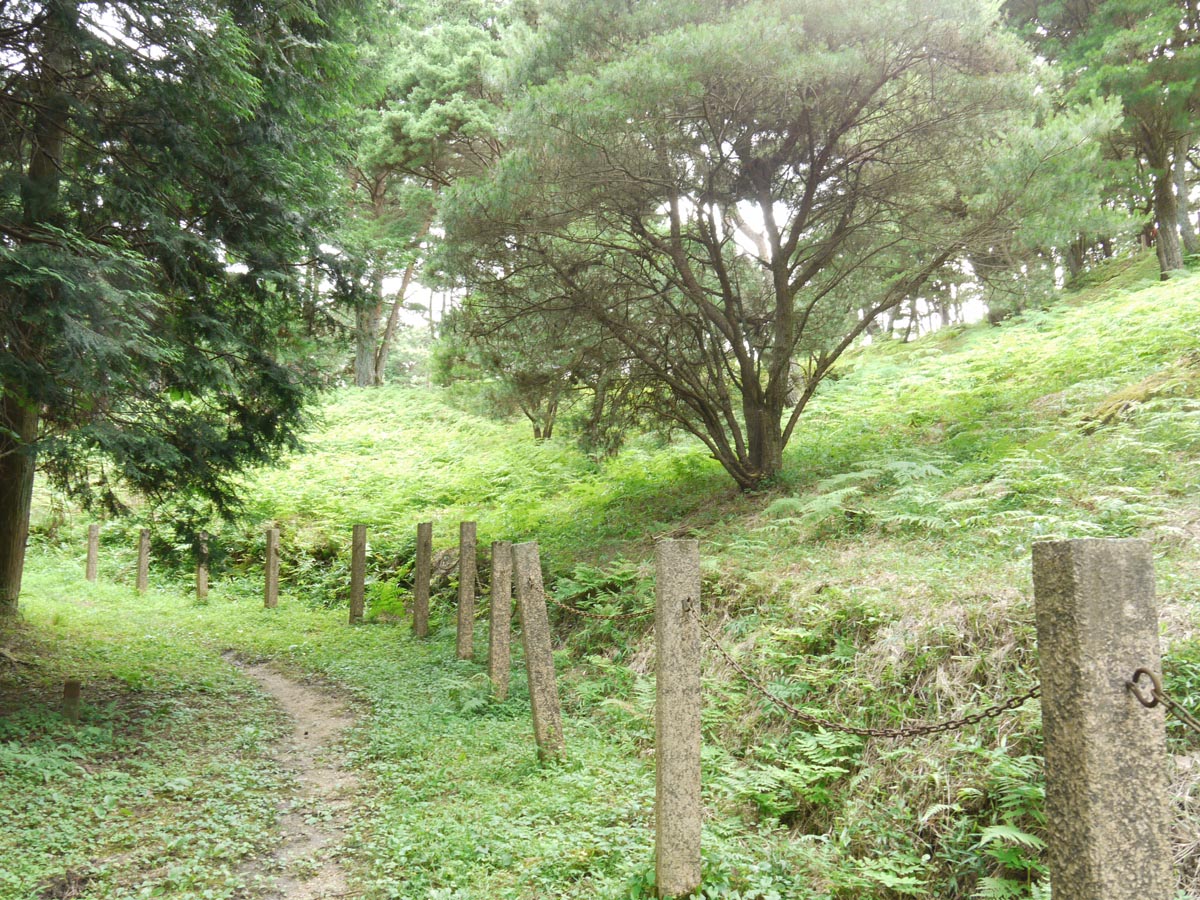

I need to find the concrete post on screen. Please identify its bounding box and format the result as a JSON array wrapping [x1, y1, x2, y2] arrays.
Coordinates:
[[413, 522, 432, 638], [85, 524, 99, 582], [63, 679, 81, 723], [488, 541, 513, 701], [457, 521, 477, 660], [655, 539, 702, 899], [196, 533, 209, 602], [513, 542, 564, 761], [1032, 538, 1172, 900], [264, 527, 280, 609], [349, 524, 367, 624], [135, 528, 150, 594]]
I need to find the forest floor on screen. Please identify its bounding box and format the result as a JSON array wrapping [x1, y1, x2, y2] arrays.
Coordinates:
[[232, 659, 359, 900], [5, 252, 1200, 899], [0, 567, 659, 900]]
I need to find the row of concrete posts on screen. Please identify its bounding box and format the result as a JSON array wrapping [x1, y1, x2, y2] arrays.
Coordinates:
[[84, 523, 210, 598], [650, 537, 1177, 899], [82, 521, 1178, 899]]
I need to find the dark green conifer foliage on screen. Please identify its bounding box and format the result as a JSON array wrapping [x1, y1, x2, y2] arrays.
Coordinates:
[[442, 0, 1115, 490], [1004, 0, 1200, 277], [0, 0, 363, 611]]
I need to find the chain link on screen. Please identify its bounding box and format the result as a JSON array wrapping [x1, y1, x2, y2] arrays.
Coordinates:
[[1127, 668, 1200, 738], [700, 620, 1040, 741]]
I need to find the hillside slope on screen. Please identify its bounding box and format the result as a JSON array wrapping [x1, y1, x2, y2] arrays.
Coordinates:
[[13, 252, 1200, 899]]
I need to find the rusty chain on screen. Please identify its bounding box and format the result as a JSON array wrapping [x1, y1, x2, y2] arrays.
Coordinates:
[[700, 620, 1041, 741], [1127, 668, 1200, 738]]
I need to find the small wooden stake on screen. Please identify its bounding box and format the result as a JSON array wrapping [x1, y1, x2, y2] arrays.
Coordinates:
[[264, 527, 280, 609], [196, 533, 209, 602], [457, 521, 477, 660], [136, 528, 150, 594], [63, 679, 81, 723], [413, 522, 432, 638], [513, 541, 564, 761], [85, 524, 99, 582], [349, 524, 367, 624], [488, 541, 513, 700]]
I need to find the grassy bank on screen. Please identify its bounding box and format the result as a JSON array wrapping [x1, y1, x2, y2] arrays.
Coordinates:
[[7, 252, 1200, 898]]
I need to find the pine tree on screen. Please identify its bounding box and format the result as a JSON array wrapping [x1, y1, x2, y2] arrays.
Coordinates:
[[1005, 0, 1200, 277], [441, 0, 1116, 489]]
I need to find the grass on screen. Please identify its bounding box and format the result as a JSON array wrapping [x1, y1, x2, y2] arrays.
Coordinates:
[[7, 250, 1200, 898], [2, 560, 811, 900], [0, 571, 289, 900]]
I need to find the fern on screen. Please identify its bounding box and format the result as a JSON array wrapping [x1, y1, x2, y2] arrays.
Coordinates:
[[879, 458, 946, 482], [816, 468, 882, 491], [977, 824, 1046, 850]]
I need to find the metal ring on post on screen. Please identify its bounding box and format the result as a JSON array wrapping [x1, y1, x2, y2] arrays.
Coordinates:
[[1127, 667, 1162, 709]]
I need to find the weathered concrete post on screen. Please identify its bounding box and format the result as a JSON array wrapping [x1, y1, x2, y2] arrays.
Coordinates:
[[488, 541, 513, 700], [85, 524, 99, 582], [512, 542, 564, 761], [457, 521, 477, 660], [264, 527, 280, 609], [196, 533, 209, 602], [655, 539, 702, 899], [135, 528, 150, 593], [63, 679, 81, 724], [349, 524, 367, 624], [413, 521, 432, 638], [1032, 538, 1173, 900]]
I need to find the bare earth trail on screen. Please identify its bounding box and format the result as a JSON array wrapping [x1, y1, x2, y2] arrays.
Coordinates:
[[232, 659, 361, 900]]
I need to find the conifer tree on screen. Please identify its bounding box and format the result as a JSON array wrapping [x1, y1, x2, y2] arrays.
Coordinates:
[[442, 0, 1116, 489], [1005, 0, 1200, 277], [0, 0, 364, 612]]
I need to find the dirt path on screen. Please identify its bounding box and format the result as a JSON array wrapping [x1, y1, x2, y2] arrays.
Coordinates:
[[234, 660, 360, 900]]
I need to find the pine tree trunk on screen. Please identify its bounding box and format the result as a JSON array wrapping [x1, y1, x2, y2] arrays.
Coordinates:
[[353, 301, 379, 386], [1066, 237, 1086, 281], [354, 267, 388, 386], [742, 400, 784, 489], [373, 260, 416, 385], [1153, 163, 1185, 278], [0, 396, 39, 615], [1175, 137, 1199, 257], [373, 219, 431, 385]]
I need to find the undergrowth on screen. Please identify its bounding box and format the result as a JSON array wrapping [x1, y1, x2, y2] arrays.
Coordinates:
[[9, 252, 1200, 898]]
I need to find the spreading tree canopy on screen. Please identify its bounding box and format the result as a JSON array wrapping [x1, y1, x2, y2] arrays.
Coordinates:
[[0, 0, 363, 612], [1005, 0, 1200, 277], [442, 0, 1116, 489]]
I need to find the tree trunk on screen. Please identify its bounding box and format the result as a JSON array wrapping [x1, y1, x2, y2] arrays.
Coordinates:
[[742, 398, 784, 489], [2, 3, 71, 613], [374, 219, 432, 385], [543, 396, 558, 440], [1152, 158, 1185, 278], [0, 396, 39, 614], [1175, 137, 1199, 257], [353, 301, 380, 386], [372, 260, 416, 384], [353, 264, 385, 387], [1066, 237, 1086, 281]]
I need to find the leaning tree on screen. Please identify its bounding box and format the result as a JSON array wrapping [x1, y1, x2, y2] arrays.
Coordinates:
[[0, 0, 364, 613], [442, 0, 1116, 489]]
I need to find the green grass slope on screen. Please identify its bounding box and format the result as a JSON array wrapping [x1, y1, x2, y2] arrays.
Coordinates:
[[8, 251, 1200, 899]]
